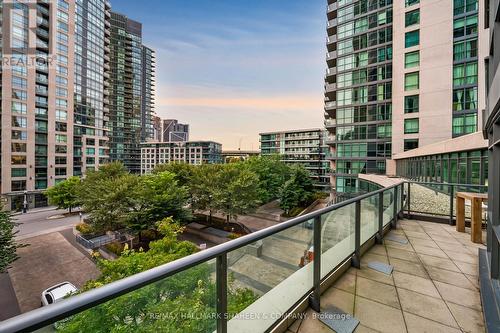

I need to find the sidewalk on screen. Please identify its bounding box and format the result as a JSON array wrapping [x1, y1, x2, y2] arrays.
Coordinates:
[[11, 206, 59, 216]]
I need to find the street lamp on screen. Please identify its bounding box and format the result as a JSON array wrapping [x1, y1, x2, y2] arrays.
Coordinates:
[[23, 190, 28, 214]]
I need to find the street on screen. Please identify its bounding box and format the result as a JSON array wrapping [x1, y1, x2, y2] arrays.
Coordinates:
[[13, 208, 83, 240]]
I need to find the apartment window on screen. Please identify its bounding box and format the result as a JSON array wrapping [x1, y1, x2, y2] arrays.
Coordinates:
[[55, 122, 67, 132], [55, 157, 67, 165], [35, 107, 48, 118], [56, 87, 67, 97], [36, 120, 48, 132], [55, 134, 67, 143], [405, 10, 420, 27], [11, 143, 27, 153], [56, 110, 68, 121], [55, 145, 67, 153], [12, 116, 27, 128], [12, 76, 27, 89], [56, 76, 68, 86], [453, 87, 477, 111], [405, 95, 419, 113], [58, 0, 69, 10], [56, 99, 67, 108], [12, 130, 27, 140], [405, 0, 419, 7], [404, 139, 419, 151], [405, 30, 419, 48], [11, 168, 26, 178], [453, 0, 478, 15], [12, 102, 27, 114], [453, 62, 478, 86], [405, 72, 419, 91], [453, 39, 478, 61], [453, 15, 478, 38], [55, 168, 67, 176], [11, 180, 26, 192], [35, 180, 48, 190], [404, 118, 419, 134], [12, 89, 27, 100], [453, 114, 477, 135], [405, 51, 420, 68], [11, 156, 27, 165]]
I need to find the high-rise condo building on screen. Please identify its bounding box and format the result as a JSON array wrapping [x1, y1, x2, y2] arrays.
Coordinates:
[[0, 1, 155, 210], [325, 0, 487, 197], [162, 119, 190, 142], [1, 0, 76, 209], [108, 12, 143, 174], [73, 0, 111, 176], [141, 45, 156, 142], [260, 129, 330, 191]]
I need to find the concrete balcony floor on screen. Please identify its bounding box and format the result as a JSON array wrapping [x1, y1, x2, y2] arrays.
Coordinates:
[[289, 219, 486, 333]]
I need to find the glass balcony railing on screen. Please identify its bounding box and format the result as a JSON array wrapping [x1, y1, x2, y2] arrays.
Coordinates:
[[0, 180, 488, 333]]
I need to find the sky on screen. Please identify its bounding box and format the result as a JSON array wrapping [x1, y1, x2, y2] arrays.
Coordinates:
[[111, 0, 326, 150]]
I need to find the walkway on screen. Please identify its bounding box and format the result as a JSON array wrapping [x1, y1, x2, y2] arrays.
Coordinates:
[[289, 219, 485, 333]]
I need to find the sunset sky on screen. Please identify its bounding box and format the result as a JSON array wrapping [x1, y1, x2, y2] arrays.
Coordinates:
[[112, 0, 326, 150]]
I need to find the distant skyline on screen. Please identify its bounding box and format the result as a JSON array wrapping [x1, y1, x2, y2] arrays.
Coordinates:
[[112, 0, 326, 150]]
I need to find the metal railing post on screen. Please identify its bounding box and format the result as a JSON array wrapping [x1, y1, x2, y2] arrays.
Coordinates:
[[216, 254, 228, 333], [392, 186, 398, 229], [352, 201, 361, 269], [449, 185, 455, 225], [400, 184, 405, 217], [407, 182, 411, 218], [309, 216, 322, 312], [376, 191, 384, 244]]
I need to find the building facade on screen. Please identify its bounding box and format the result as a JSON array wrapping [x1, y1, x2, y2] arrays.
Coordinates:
[[260, 129, 330, 190], [325, 0, 394, 195], [162, 119, 189, 142], [0, 0, 76, 210], [108, 12, 143, 174], [140, 141, 223, 173], [141, 45, 155, 142], [73, 0, 111, 176], [325, 0, 488, 197]]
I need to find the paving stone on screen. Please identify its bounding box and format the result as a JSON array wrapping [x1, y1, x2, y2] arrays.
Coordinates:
[[393, 271, 440, 298], [403, 312, 461, 333], [447, 301, 486, 333], [354, 296, 406, 333], [355, 276, 400, 309], [397, 288, 458, 327], [434, 281, 482, 311]]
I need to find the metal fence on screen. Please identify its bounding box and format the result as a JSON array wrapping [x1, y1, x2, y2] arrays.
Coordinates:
[[0, 181, 486, 333]]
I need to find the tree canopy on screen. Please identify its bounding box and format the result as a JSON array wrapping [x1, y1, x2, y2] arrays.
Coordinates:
[[45, 176, 81, 213], [0, 208, 22, 273]]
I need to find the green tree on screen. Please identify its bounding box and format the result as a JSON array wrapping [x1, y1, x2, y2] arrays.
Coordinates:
[[45, 176, 81, 213], [78, 164, 138, 232], [56, 219, 256, 333], [190, 164, 221, 221], [242, 156, 291, 203], [0, 208, 22, 273], [126, 172, 190, 233], [278, 166, 315, 214], [152, 163, 194, 187], [214, 165, 260, 222]]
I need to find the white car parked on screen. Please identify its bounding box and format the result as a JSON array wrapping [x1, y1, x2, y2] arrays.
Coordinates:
[[41, 282, 78, 306]]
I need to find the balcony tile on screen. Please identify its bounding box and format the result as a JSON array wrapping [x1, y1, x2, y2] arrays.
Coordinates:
[[354, 266, 394, 286], [443, 249, 478, 264], [388, 257, 428, 279], [408, 237, 440, 249], [453, 260, 479, 276], [403, 312, 461, 333], [356, 277, 400, 309], [412, 245, 448, 258], [398, 288, 458, 327], [393, 271, 440, 298], [354, 297, 406, 333], [434, 281, 482, 311], [331, 271, 356, 294], [321, 287, 355, 314], [386, 248, 420, 263], [425, 266, 476, 290], [447, 301, 486, 333], [417, 253, 461, 272]]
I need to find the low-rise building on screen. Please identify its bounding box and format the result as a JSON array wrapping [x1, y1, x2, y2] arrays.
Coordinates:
[[259, 128, 330, 191], [221, 150, 260, 163], [140, 141, 222, 173]]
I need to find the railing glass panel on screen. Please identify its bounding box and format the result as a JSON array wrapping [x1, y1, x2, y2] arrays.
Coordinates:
[[227, 219, 314, 332], [383, 188, 394, 226], [320, 204, 355, 279], [360, 193, 379, 243]]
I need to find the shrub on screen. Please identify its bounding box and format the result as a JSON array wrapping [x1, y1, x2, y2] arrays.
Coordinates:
[[75, 222, 94, 235], [228, 233, 242, 240], [105, 241, 124, 256]]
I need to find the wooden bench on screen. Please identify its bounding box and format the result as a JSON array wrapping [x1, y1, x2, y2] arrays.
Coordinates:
[[456, 192, 488, 244]]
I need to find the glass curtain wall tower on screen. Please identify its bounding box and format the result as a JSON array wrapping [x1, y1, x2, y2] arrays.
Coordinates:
[[141, 45, 155, 142], [108, 12, 143, 173], [325, 0, 394, 196], [74, 0, 111, 176]]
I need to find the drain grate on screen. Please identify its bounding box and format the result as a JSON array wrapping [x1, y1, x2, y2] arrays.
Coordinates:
[[318, 306, 360, 333], [368, 261, 394, 275], [385, 234, 409, 244]]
